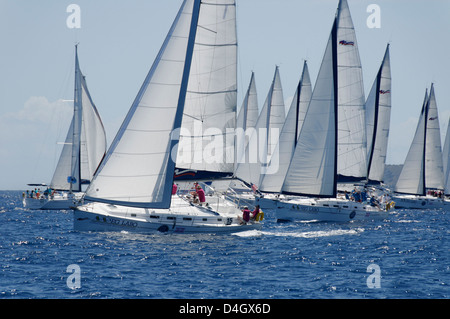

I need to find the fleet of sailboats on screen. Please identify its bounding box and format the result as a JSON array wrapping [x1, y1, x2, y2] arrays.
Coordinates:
[[23, 0, 449, 232]]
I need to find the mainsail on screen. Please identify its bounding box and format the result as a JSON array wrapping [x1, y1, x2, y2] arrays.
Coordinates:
[[395, 84, 444, 195], [84, 0, 201, 208], [336, 0, 367, 182], [365, 44, 392, 184], [50, 46, 106, 192], [175, 0, 238, 179]]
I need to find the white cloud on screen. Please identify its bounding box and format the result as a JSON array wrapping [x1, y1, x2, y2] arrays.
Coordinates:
[[0, 96, 73, 189]]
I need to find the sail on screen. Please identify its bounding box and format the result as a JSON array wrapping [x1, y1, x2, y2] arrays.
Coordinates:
[[176, 0, 237, 177], [79, 72, 107, 184], [395, 84, 445, 193], [366, 44, 391, 183], [234, 66, 285, 186], [260, 61, 312, 193], [84, 0, 201, 208], [281, 21, 338, 197], [50, 46, 106, 192], [336, 0, 367, 181], [424, 84, 444, 190], [443, 117, 450, 195], [235, 72, 258, 173]]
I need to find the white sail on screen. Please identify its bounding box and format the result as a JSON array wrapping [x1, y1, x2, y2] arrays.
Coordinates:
[[50, 47, 106, 192], [395, 84, 444, 195], [443, 117, 450, 195], [84, 0, 200, 208], [235, 72, 258, 172], [366, 44, 391, 183], [260, 61, 312, 193], [236, 72, 258, 132], [234, 66, 285, 186], [395, 91, 427, 195], [424, 85, 444, 190], [281, 21, 337, 197], [336, 0, 367, 181], [176, 0, 237, 175]]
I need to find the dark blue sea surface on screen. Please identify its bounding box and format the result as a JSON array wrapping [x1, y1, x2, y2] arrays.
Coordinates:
[[0, 190, 448, 299]]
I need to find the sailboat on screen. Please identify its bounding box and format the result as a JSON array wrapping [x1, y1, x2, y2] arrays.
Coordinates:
[[392, 84, 446, 209], [23, 46, 106, 210], [365, 44, 392, 186], [275, 0, 392, 222], [74, 0, 262, 234], [255, 61, 312, 209]]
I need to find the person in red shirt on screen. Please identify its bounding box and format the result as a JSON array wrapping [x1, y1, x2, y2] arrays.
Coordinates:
[[172, 183, 178, 195], [195, 183, 206, 204]]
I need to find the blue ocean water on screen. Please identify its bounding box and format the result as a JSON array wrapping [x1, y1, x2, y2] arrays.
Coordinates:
[[0, 190, 448, 299]]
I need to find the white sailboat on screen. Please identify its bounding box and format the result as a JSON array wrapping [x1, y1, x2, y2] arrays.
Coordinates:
[[23, 46, 106, 210], [255, 61, 312, 209], [393, 84, 446, 209], [74, 0, 262, 234], [365, 44, 392, 185], [275, 0, 392, 222]]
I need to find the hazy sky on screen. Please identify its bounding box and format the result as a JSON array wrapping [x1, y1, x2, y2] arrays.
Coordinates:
[[1, 0, 449, 190]]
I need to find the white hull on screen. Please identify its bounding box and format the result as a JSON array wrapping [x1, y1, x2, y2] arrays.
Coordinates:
[[276, 198, 390, 222], [74, 196, 262, 234], [23, 193, 83, 210], [392, 195, 446, 210]]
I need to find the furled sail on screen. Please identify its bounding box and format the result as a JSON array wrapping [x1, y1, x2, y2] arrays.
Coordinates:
[[84, 0, 201, 208]]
